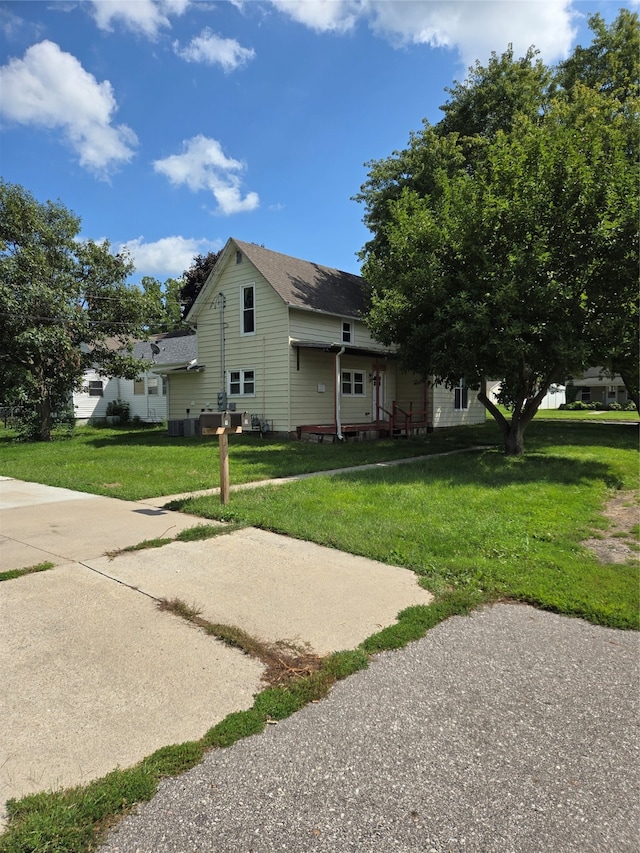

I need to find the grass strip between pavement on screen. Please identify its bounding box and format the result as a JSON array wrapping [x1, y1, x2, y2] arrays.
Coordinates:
[[0, 590, 480, 853]]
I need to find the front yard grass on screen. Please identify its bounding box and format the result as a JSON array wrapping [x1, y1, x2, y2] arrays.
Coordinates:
[[0, 420, 637, 852], [172, 421, 639, 631], [0, 421, 494, 500]]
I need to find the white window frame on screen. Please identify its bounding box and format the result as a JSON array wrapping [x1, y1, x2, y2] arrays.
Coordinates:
[[88, 380, 103, 397], [240, 284, 256, 336], [454, 378, 469, 410], [341, 369, 366, 396], [341, 320, 353, 344], [133, 378, 145, 396], [147, 377, 159, 396], [227, 368, 256, 397]]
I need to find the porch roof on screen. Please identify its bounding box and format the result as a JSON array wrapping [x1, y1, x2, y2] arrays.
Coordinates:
[[290, 338, 394, 359]]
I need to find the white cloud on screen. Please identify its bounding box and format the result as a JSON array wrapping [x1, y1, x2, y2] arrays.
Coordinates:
[[174, 28, 255, 71], [0, 40, 137, 175], [268, 0, 578, 65], [89, 0, 190, 39], [153, 135, 260, 215], [269, 0, 360, 33], [120, 235, 223, 277]]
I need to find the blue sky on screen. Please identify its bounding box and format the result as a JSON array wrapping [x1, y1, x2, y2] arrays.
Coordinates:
[[0, 0, 630, 283]]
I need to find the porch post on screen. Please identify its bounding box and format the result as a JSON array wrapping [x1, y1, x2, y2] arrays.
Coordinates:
[[334, 347, 345, 440]]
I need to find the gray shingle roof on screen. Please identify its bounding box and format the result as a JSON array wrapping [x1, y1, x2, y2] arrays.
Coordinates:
[[233, 239, 368, 319], [131, 331, 196, 365]]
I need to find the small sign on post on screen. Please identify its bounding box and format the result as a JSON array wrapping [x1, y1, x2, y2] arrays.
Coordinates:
[[200, 412, 251, 504]]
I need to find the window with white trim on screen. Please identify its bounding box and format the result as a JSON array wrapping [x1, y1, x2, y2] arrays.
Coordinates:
[[341, 321, 353, 344], [454, 378, 468, 410], [341, 370, 365, 396], [241, 284, 255, 335], [228, 369, 255, 396], [134, 378, 145, 395], [147, 377, 159, 396], [88, 380, 103, 397]]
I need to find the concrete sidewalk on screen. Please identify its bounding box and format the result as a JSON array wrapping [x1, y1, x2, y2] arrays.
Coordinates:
[[0, 476, 204, 571], [0, 477, 432, 815]]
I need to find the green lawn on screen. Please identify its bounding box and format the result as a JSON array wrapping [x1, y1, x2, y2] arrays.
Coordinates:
[[171, 420, 639, 631], [0, 420, 495, 500], [1, 418, 637, 851]]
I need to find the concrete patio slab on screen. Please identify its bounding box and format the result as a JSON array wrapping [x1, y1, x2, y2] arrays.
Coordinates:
[[0, 562, 263, 807], [0, 477, 432, 825], [87, 527, 433, 655]]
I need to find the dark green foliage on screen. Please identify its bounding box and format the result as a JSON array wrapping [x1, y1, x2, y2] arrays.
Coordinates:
[[0, 182, 156, 441], [179, 250, 222, 318], [356, 11, 639, 454]]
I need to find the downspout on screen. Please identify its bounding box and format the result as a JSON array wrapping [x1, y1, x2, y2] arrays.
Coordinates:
[[334, 346, 345, 441], [211, 293, 226, 390]]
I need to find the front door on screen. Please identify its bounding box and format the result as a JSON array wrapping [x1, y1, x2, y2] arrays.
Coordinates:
[[372, 369, 385, 422]]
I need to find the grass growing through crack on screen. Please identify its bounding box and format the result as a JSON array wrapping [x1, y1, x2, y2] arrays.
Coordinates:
[[0, 562, 54, 582], [1, 590, 476, 853], [104, 523, 243, 558], [158, 597, 325, 686]]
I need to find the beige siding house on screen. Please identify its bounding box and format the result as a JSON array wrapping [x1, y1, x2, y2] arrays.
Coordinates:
[[162, 238, 485, 438]]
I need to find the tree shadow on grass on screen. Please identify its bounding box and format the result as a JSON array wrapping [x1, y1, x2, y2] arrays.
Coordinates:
[[332, 449, 626, 491]]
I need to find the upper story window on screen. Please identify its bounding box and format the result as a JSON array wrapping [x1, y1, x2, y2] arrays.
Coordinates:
[[454, 378, 469, 410], [241, 284, 255, 335], [341, 321, 353, 344]]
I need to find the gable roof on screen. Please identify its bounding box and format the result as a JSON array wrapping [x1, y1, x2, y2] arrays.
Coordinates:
[[187, 238, 369, 322]]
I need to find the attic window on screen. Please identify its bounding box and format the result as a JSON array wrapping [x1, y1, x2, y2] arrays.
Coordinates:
[[236, 251, 243, 264], [341, 321, 353, 344]]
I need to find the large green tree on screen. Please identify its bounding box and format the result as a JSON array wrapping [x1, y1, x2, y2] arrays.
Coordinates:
[[180, 250, 222, 318], [0, 182, 155, 440], [141, 275, 185, 334], [357, 11, 639, 454]]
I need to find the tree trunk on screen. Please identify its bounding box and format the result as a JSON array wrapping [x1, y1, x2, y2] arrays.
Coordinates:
[[618, 367, 639, 415], [504, 423, 525, 456], [477, 386, 526, 456], [36, 384, 53, 441], [477, 372, 559, 456]]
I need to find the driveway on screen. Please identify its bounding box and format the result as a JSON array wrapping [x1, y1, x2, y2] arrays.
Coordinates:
[[0, 477, 432, 814], [98, 603, 639, 853]]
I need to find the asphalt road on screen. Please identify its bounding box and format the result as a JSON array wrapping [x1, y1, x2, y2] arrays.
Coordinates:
[[99, 603, 639, 853]]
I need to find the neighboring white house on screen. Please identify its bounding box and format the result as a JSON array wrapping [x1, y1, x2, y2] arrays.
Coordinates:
[[73, 331, 196, 424], [487, 381, 566, 410], [160, 238, 486, 438]]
